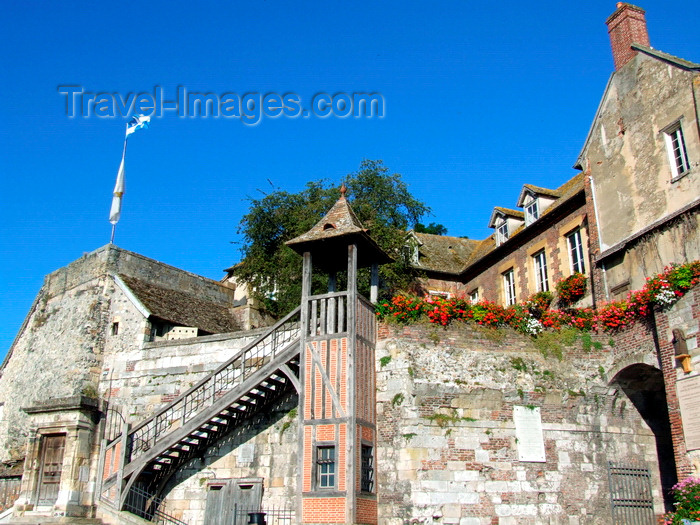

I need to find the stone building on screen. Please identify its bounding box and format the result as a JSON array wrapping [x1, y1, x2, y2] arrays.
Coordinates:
[[0, 3, 699, 525], [578, 4, 700, 303]]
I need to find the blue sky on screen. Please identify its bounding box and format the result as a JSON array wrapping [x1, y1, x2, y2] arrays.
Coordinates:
[[1, 0, 699, 357]]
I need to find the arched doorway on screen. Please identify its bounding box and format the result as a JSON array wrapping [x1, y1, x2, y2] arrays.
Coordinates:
[[611, 363, 677, 510]]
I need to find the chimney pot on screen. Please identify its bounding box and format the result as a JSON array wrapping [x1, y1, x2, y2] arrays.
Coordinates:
[[606, 3, 650, 70]]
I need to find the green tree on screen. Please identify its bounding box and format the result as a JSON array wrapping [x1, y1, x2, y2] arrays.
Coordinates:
[[234, 160, 430, 316], [414, 222, 448, 235]]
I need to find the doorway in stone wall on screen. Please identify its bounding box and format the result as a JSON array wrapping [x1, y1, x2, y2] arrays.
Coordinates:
[[611, 364, 677, 511], [203, 478, 263, 525], [36, 434, 65, 506]]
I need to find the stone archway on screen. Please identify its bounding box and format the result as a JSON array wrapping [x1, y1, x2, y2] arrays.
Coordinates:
[[611, 363, 677, 510]]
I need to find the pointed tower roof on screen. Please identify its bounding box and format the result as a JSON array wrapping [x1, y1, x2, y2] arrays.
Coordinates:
[[286, 185, 392, 272]]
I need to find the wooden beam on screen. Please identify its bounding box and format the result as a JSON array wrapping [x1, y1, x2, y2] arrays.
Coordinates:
[[370, 263, 379, 303], [279, 364, 301, 393], [347, 244, 357, 293]]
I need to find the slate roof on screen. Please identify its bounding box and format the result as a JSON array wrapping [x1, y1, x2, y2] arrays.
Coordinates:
[[286, 188, 392, 271], [286, 190, 366, 245], [521, 184, 562, 198], [411, 233, 479, 275], [119, 275, 239, 334], [492, 207, 524, 219], [488, 207, 525, 228], [409, 175, 585, 278]]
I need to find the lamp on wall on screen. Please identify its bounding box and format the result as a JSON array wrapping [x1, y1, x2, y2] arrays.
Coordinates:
[[673, 328, 692, 373]]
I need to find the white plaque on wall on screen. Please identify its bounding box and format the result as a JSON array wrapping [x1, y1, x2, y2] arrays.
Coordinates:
[[513, 405, 546, 462], [237, 443, 255, 464], [676, 375, 700, 451]]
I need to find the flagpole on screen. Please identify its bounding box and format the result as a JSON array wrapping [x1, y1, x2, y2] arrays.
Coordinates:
[[109, 114, 149, 244], [109, 128, 129, 244]]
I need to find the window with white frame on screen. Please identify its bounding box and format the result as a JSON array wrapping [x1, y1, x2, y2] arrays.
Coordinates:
[[664, 122, 690, 179], [496, 219, 509, 246], [567, 229, 585, 274], [532, 250, 549, 292], [469, 289, 479, 304], [524, 195, 539, 226], [316, 445, 336, 489], [404, 242, 419, 265], [503, 269, 516, 306]]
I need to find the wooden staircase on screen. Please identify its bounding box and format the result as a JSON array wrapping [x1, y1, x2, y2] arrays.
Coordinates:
[[100, 306, 302, 515]]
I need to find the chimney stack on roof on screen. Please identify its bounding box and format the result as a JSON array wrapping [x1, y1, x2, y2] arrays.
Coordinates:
[[606, 3, 650, 70]]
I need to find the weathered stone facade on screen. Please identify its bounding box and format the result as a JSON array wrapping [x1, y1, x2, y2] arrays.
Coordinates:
[[375, 322, 663, 524], [577, 4, 700, 300]]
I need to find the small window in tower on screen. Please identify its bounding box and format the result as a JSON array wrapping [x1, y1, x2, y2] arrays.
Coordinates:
[[111, 322, 119, 336], [361, 444, 374, 493], [323, 223, 336, 230], [316, 445, 336, 489]]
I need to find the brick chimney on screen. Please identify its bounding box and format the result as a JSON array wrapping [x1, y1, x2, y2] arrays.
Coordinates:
[[606, 3, 650, 70]]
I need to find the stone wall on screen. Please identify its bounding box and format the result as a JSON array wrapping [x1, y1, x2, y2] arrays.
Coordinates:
[[101, 327, 267, 424], [652, 287, 700, 477], [0, 272, 111, 461], [375, 322, 664, 525], [597, 211, 700, 300], [99, 322, 297, 524], [159, 394, 299, 524], [0, 244, 243, 463]]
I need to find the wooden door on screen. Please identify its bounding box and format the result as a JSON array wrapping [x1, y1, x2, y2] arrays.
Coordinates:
[[203, 484, 228, 525], [203, 478, 263, 525], [37, 435, 65, 506]]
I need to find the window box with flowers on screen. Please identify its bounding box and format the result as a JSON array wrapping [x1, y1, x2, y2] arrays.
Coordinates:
[[556, 273, 587, 305]]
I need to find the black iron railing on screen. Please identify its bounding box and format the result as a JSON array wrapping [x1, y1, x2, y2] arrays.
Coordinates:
[[123, 485, 188, 525], [127, 306, 301, 460], [232, 505, 295, 525]]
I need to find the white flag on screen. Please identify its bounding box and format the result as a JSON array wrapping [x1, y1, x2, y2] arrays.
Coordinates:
[[109, 157, 125, 225], [125, 114, 150, 137]]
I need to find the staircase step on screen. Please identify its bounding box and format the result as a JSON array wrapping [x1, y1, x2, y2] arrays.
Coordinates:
[[118, 325, 302, 491], [8, 517, 104, 524]]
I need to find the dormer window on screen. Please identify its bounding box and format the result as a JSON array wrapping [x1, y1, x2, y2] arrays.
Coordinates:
[[410, 244, 419, 264], [496, 219, 509, 246], [404, 232, 421, 265], [524, 195, 539, 225], [490, 208, 523, 246], [517, 186, 557, 224]]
